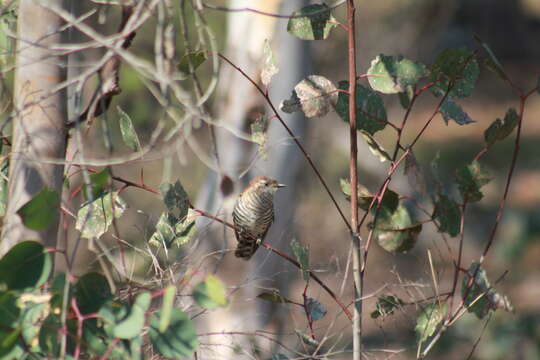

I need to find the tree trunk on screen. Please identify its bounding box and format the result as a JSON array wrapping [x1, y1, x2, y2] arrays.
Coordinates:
[[1, 0, 67, 255]]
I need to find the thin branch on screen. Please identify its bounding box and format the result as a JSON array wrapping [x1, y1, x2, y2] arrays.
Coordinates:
[[201, 0, 346, 19], [216, 52, 352, 233]]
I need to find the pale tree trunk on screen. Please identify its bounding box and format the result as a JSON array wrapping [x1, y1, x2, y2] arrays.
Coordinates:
[[195, 0, 311, 357], [0, 0, 67, 255]]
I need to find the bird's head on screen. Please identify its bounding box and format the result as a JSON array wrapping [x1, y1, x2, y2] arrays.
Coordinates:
[[249, 176, 286, 194]]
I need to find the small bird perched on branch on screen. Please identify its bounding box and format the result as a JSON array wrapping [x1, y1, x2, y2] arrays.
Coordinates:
[[232, 176, 286, 260]]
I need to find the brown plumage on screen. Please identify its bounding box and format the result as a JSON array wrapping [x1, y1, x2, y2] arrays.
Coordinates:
[[232, 176, 285, 260]]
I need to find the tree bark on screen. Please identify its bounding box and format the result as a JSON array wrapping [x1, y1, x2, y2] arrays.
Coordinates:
[[1, 0, 67, 255]]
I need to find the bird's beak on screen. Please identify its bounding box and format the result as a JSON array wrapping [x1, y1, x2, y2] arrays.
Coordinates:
[[276, 183, 286, 188]]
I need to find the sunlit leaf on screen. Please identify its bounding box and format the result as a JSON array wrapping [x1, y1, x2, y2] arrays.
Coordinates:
[[75, 192, 126, 239], [112, 292, 151, 339], [440, 97, 474, 125], [339, 178, 374, 210], [374, 203, 421, 253], [280, 75, 337, 118], [455, 160, 491, 202], [192, 275, 228, 309], [336, 81, 387, 135], [415, 302, 448, 342], [431, 48, 479, 98], [17, 188, 59, 230], [484, 108, 518, 147], [117, 106, 141, 152], [360, 130, 391, 162], [149, 209, 197, 248], [261, 39, 278, 86], [433, 195, 461, 237], [367, 54, 427, 94], [291, 239, 309, 281], [287, 4, 337, 40], [159, 286, 176, 332]]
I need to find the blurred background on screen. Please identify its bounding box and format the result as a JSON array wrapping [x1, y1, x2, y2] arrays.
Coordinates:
[[55, 0, 540, 359]]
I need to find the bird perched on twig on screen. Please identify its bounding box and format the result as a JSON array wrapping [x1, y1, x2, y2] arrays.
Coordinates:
[[232, 176, 286, 260]]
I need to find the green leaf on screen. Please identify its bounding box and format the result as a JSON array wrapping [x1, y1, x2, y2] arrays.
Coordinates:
[[39, 314, 62, 357], [113, 292, 151, 339], [0, 241, 52, 290], [75, 192, 127, 239], [251, 114, 268, 159], [50, 273, 68, 311], [339, 178, 374, 210], [87, 168, 111, 200], [474, 35, 508, 81], [367, 54, 427, 94], [360, 130, 392, 162], [462, 262, 514, 319], [161, 180, 189, 220], [455, 160, 491, 202], [374, 203, 422, 253], [291, 239, 310, 281], [17, 188, 59, 230], [280, 75, 338, 118], [257, 290, 296, 304], [0, 161, 8, 217], [439, 97, 474, 125], [431, 48, 479, 98], [336, 81, 387, 135], [20, 300, 48, 352], [98, 300, 128, 337], [83, 317, 129, 357], [295, 329, 320, 347], [433, 195, 461, 237], [0, 292, 19, 328], [371, 295, 404, 319], [0, 328, 22, 359], [192, 274, 228, 309], [305, 297, 327, 321], [415, 302, 448, 343], [159, 286, 176, 332], [149, 209, 197, 248], [398, 85, 415, 109], [118, 106, 141, 152], [287, 4, 337, 40], [149, 309, 198, 358], [484, 108, 518, 147], [178, 50, 207, 75], [74, 273, 112, 315], [377, 189, 400, 219], [261, 39, 278, 86], [0, 292, 21, 357]]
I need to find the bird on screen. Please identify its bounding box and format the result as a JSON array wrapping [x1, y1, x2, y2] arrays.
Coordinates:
[[232, 176, 285, 260]]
